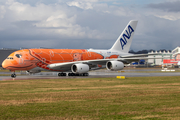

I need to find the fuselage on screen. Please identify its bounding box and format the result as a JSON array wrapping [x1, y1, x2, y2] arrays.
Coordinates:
[[2, 48, 131, 72]]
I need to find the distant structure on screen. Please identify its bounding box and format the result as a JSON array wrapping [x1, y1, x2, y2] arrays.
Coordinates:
[[163, 46, 180, 66], [172, 46, 180, 59], [0, 48, 18, 67], [148, 50, 172, 66], [148, 47, 180, 67]]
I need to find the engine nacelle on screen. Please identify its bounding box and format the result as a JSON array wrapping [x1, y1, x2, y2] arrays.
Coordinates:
[[106, 61, 124, 71], [71, 64, 89, 74]]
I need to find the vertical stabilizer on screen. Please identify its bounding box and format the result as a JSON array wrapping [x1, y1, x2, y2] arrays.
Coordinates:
[[110, 20, 138, 53]]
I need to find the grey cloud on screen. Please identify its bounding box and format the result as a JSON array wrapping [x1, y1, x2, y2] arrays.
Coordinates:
[[130, 16, 180, 51], [0, 0, 180, 52], [16, 0, 60, 6], [147, 1, 180, 12], [12, 20, 38, 29]]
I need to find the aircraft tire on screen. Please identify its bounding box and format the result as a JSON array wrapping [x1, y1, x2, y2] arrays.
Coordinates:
[[68, 73, 89, 76], [11, 74, 16, 78], [58, 73, 61, 76], [68, 73, 74, 76], [58, 73, 67, 76], [83, 73, 89, 76]]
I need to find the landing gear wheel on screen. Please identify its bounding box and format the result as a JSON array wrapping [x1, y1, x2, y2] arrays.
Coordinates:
[[68, 73, 71, 76], [83, 73, 89, 76], [58, 73, 61, 76], [68, 73, 75, 76], [58, 73, 67, 76], [68, 73, 89, 76], [11, 73, 16, 78]]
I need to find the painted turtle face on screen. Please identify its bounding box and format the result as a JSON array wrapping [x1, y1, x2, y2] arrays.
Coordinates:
[[2, 49, 36, 71]]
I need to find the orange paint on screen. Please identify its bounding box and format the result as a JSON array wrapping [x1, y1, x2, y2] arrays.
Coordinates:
[[106, 55, 119, 59], [2, 49, 119, 72]]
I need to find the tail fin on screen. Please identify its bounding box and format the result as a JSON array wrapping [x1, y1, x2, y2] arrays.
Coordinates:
[[110, 20, 138, 53]]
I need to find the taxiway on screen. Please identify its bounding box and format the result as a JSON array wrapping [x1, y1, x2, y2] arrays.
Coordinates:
[[0, 69, 180, 80]]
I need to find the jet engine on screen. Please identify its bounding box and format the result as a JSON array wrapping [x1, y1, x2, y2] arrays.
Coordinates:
[[106, 61, 124, 71], [71, 64, 89, 74]]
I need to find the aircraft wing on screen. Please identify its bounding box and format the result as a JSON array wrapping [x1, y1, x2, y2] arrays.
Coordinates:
[[121, 53, 161, 58], [47, 56, 162, 70], [47, 59, 109, 70], [118, 57, 168, 63]]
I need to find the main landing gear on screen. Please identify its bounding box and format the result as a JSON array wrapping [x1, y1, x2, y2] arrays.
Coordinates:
[[58, 73, 67, 76], [58, 73, 89, 77], [68, 73, 89, 76]]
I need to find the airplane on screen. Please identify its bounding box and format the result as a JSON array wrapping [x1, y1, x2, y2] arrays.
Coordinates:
[[2, 20, 152, 78]]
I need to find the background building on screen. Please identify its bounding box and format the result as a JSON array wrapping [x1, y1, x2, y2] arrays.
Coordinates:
[[148, 46, 180, 67], [172, 46, 180, 60], [163, 47, 180, 66], [148, 50, 172, 66]]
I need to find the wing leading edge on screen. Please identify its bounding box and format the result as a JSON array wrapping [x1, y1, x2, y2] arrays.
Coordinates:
[[47, 55, 167, 71]]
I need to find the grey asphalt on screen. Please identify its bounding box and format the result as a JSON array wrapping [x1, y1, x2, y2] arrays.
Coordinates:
[[0, 70, 179, 81]]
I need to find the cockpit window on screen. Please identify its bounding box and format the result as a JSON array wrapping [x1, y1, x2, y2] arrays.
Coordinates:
[[6, 57, 13, 60], [15, 54, 22, 58]]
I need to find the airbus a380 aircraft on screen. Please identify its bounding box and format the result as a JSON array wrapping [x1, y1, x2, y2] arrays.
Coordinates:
[[2, 20, 149, 78]]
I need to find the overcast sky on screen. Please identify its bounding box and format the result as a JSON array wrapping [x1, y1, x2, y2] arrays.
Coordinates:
[[0, 0, 180, 51]]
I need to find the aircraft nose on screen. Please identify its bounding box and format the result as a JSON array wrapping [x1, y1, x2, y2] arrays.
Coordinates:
[[2, 60, 8, 69]]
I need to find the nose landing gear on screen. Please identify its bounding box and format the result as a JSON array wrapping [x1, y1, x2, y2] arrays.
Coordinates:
[[10, 71, 16, 78], [11, 73, 16, 78]]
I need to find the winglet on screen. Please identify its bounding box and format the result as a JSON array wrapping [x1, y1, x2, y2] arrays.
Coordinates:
[[110, 20, 138, 53]]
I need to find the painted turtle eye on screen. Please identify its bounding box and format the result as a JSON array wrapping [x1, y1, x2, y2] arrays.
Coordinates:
[[15, 54, 22, 58]]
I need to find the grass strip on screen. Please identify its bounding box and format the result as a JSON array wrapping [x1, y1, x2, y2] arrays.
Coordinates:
[[0, 76, 180, 119]]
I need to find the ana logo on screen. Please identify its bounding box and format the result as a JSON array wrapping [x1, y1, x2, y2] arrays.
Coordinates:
[[120, 25, 134, 50]]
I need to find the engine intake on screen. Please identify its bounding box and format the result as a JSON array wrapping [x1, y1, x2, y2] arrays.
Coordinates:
[[106, 61, 124, 71], [71, 64, 89, 74]]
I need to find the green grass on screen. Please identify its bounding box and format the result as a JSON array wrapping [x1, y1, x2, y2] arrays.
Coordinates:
[[1, 77, 180, 119]]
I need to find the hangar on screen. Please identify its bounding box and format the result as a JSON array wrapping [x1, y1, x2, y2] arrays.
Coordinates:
[[148, 50, 172, 65], [163, 47, 180, 66], [148, 47, 180, 67]]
